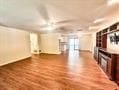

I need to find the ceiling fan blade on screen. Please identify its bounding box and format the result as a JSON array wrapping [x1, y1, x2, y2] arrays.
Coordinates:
[[0, 23, 10, 28], [77, 29, 83, 31], [54, 19, 76, 24], [39, 24, 48, 28], [37, 3, 49, 21]]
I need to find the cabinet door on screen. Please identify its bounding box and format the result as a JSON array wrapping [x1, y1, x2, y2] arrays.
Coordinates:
[[116, 55, 119, 84], [107, 59, 112, 79], [100, 57, 107, 73], [99, 53, 102, 65], [94, 47, 98, 62]]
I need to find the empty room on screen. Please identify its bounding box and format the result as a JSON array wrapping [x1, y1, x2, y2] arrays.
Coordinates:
[[0, 0, 119, 90]]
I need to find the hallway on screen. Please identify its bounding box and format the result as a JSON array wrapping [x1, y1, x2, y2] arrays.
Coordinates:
[[0, 51, 118, 90]]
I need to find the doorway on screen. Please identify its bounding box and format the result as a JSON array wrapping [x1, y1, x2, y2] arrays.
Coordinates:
[[30, 33, 39, 54], [69, 38, 80, 50]]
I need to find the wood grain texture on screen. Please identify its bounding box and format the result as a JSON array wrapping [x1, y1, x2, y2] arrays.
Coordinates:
[[116, 55, 119, 85], [0, 51, 118, 90]]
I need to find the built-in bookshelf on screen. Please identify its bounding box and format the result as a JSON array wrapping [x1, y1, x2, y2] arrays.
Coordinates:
[[94, 22, 119, 85], [96, 28, 108, 48], [96, 22, 119, 48]]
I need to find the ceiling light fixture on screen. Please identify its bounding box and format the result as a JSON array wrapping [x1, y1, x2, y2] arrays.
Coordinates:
[[46, 22, 55, 31], [107, 0, 119, 5], [47, 25, 53, 31]]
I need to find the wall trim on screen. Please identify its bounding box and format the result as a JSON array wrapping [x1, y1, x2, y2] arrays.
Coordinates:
[[0, 56, 31, 67], [40, 52, 61, 55], [79, 50, 92, 52]]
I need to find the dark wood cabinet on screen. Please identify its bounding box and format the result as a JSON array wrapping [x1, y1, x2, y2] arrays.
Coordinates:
[[94, 47, 99, 63], [98, 49, 116, 80], [96, 28, 108, 48], [100, 54, 108, 73], [94, 22, 119, 85], [107, 58, 112, 79], [116, 55, 119, 85]]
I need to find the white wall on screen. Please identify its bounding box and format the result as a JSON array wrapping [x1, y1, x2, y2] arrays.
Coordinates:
[[0, 26, 31, 66], [40, 33, 61, 54], [79, 34, 93, 51], [91, 32, 96, 53]]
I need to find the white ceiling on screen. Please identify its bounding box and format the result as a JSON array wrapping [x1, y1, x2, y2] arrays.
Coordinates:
[[0, 0, 119, 33]]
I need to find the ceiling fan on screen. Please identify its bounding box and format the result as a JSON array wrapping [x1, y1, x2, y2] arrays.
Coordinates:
[[0, 2, 81, 32], [37, 3, 77, 29]]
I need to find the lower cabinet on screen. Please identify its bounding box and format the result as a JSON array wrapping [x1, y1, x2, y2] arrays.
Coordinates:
[[94, 47, 99, 63], [107, 58, 113, 79], [99, 52, 115, 80], [116, 55, 119, 85], [94, 48, 119, 85], [99, 53, 108, 72]]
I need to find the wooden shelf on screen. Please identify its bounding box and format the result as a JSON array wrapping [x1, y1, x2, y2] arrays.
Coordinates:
[[107, 29, 119, 34], [96, 22, 119, 48]]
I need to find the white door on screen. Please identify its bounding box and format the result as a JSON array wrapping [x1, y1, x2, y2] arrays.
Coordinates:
[[69, 38, 79, 50], [30, 33, 39, 54]]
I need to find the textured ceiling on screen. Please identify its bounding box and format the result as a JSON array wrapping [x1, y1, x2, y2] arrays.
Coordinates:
[[0, 0, 119, 33]]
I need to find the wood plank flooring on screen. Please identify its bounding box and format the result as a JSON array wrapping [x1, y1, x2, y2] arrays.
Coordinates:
[[0, 51, 119, 90]]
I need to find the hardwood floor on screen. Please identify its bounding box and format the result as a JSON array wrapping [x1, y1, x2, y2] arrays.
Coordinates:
[[0, 51, 118, 90]]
